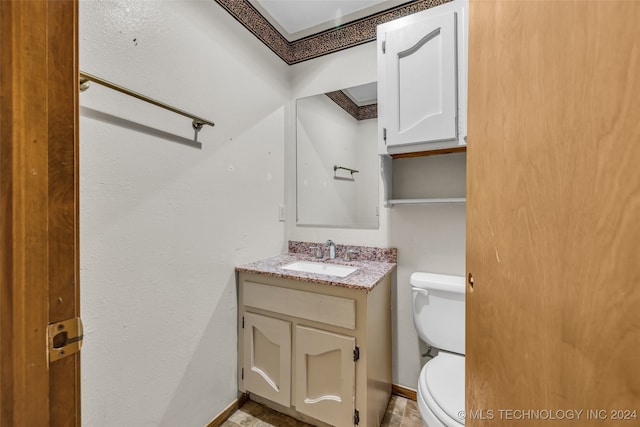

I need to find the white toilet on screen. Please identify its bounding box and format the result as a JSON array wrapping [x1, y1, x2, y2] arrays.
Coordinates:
[[411, 272, 465, 427]]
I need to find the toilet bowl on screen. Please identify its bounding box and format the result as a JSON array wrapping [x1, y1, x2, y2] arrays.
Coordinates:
[[418, 352, 465, 426], [411, 272, 465, 426]]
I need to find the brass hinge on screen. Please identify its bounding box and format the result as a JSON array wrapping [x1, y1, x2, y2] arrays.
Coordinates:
[[354, 409, 360, 425], [48, 317, 83, 363], [353, 346, 360, 362]]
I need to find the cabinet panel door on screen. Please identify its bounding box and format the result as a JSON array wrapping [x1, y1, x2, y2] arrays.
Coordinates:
[[295, 326, 355, 427], [243, 312, 291, 407], [383, 10, 458, 148]]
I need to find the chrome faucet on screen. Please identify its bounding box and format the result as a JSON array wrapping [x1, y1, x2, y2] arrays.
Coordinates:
[[326, 240, 336, 259], [309, 245, 324, 259]]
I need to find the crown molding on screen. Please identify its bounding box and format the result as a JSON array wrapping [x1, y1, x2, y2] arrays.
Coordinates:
[[325, 91, 378, 121], [215, 0, 450, 65]]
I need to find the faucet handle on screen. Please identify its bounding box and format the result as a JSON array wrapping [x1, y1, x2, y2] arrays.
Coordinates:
[[344, 249, 359, 261], [309, 245, 324, 259]]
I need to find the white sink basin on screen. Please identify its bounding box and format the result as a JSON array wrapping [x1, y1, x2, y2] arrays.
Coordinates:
[[281, 261, 358, 278]]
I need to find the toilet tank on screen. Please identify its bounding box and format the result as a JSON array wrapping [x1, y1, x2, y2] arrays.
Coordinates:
[[411, 272, 465, 355]]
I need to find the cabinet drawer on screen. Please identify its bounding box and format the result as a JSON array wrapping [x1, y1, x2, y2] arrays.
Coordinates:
[[244, 281, 356, 330]]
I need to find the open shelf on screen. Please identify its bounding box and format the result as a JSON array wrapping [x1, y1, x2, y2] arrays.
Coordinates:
[[387, 197, 466, 206], [381, 152, 466, 207]]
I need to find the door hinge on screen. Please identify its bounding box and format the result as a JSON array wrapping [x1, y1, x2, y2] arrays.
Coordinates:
[[383, 128, 387, 144], [354, 409, 360, 425], [381, 39, 386, 54], [242, 316, 245, 328], [48, 317, 83, 363], [241, 368, 244, 380], [353, 346, 360, 362]]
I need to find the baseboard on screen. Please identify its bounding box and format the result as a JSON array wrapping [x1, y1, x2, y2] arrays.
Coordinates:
[[206, 393, 249, 427], [392, 384, 417, 401]]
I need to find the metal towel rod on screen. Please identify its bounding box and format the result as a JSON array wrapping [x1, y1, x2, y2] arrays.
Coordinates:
[[79, 71, 215, 132], [334, 165, 359, 175]]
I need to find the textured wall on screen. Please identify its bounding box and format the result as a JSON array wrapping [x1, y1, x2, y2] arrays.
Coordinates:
[[79, 1, 290, 426], [79, 2, 466, 424]]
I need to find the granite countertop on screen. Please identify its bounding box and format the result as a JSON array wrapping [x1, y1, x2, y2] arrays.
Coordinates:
[[236, 253, 396, 291]]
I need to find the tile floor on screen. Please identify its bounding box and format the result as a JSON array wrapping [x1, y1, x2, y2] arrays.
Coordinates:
[[221, 395, 422, 427]]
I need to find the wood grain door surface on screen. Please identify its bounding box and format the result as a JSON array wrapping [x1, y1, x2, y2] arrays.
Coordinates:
[[467, 1, 640, 425], [1, 1, 80, 425]]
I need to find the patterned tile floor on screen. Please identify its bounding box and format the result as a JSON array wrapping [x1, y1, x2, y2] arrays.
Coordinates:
[[221, 395, 423, 427]]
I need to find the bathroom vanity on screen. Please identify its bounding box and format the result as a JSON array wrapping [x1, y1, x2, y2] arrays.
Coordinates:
[[235, 242, 396, 427]]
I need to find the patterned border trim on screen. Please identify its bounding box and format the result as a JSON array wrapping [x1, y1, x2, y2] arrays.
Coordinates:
[[214, 0, 450, 65], [289, 240, 397, 263], [325, 91, 378, 121]]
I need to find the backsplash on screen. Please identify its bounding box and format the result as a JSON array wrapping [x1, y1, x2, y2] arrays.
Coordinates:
[[288, 240, 397, 263]]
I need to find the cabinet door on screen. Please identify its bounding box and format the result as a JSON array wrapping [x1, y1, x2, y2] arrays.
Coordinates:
[[294, 326, 356, 427], [382, 10, 458, 149], [243, 312, 291, 407]]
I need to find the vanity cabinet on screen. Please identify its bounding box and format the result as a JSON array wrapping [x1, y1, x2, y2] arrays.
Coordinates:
[[377, 0, 468, 156], [237, 272, 391, 427]]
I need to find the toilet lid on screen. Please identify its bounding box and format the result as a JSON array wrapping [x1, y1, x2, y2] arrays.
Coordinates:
[[424, 352, 465, 423]]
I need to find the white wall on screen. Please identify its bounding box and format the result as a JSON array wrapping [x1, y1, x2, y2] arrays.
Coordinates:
[[80, 2, 466, 424], [354, 118, 378, 226], [79, 1, 289, 426]]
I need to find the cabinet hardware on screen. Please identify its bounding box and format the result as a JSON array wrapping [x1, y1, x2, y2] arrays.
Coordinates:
[[383, 128, 387, 144], [382, 40, 386, 54], [242, 368, 244, 380], [242, 316, 245, 328], [48, 317, 83, 363], [354, 409, 360, 425], [353, 346, 360, 362]]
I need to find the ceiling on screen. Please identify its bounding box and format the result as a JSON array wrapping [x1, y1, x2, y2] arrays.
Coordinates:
[[215, 0, 448, 64], [343, 82, 377, 106], [250, 0, 405, 41]]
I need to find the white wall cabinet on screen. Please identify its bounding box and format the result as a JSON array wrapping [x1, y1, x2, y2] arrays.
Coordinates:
[[238, 272, 391, 427], [378, 0, 468, 156]]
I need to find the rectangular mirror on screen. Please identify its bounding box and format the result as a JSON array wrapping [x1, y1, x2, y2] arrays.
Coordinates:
[[296, 82, 379, 229]]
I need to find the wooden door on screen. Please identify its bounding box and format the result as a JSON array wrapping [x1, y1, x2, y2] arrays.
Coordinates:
[[0, 1, 80, 425], [467, 1, 640, 425], [295, 325, 355, 427], [381, 9, 458, 148], [243, 312, 292, 407]]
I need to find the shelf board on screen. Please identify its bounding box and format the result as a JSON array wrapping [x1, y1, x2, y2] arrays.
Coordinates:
[[387, 197, 466, 206], [390, 146, 466, 159]]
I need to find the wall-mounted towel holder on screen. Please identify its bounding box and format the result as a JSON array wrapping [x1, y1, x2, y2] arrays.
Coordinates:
[[79, 71, 215, 133], [333, 165, 359, 179]]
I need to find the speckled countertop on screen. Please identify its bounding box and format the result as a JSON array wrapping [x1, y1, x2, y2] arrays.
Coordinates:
[[236, 241, 397, 291]]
